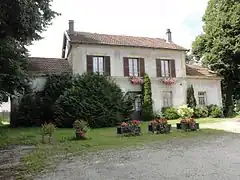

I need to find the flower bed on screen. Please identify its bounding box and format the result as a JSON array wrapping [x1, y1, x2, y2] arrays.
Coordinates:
[[116, 120, 141, 136], [176, 118, 199, 131], [129, 76, 144, 85], [148, 118, 171, 134]]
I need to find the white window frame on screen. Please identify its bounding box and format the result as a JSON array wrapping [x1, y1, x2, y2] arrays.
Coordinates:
[[128, 58, 139, 77], [162, 91, 173, 107], [198, 91, 207, 105], [93, 56, 104, 75]]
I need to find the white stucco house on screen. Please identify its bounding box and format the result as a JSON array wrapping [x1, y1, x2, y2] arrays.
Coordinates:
[[27, 20, 223, 115]]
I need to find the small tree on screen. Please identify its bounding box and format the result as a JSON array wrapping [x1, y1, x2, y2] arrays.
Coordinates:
[[142, 74, 153, 121], [187, 85, 196, 108]]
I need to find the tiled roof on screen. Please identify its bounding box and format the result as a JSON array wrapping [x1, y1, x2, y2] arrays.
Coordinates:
[[68, 31, 187, 51], [186, 64, 218, 77], [28, 57, 71, 75]]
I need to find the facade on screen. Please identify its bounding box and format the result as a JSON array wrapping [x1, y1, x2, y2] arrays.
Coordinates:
[[26, 20, 223, 114]]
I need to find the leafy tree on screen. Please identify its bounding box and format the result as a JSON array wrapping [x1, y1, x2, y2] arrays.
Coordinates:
[[187, 85, 196, 108], [0, 0, 58, 104], [142, 74, 153, 121], [192, 0, 240, 116]]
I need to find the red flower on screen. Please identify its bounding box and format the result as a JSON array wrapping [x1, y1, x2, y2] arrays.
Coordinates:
[[129, 77, 144, 85], [132, 120, 141, 125], [121, 122, 128, 126], [161, 78, 176, 85]]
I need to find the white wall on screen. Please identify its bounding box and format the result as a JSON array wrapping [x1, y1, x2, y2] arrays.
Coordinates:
[[70, 44, 187, 111], [71, 44, 186, 77], [187, 78, 222, 106]]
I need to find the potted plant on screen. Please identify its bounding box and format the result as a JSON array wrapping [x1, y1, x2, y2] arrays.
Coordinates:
[[148, 118, 171, 134], [41, 122, 56, 144], [117, 120, 141, 136], [129, 76, 144, 85], [73, 119, 89, 140], [161, 78, 176, 85]]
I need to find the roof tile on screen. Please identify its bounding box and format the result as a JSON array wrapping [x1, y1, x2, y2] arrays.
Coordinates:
[[68, 31, 187, 51]]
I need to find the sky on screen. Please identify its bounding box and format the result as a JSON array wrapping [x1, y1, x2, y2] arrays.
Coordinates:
[[28, 0, 209, 58]]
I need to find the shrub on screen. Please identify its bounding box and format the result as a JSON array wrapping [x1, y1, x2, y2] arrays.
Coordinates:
[[41, 123, 56, 143], [53, 73, 134, 128], [206, 104, 218, 114], [186, 85, 196, 108], [194, 105, 208, 118], [162, 107, 180, 120], [177, 105, 194, 118], [142, 74, 153, 121], [210, 106, 223, 118]]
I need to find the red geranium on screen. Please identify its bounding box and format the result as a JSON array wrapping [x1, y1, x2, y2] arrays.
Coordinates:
[[129, 76, 144, 85], [161, 78, 176, 85]]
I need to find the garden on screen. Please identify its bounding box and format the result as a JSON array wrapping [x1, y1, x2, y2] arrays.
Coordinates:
[[0, 73, 233, 179]]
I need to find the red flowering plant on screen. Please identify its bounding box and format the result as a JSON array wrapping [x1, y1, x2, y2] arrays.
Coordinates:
[[118, 120, 141, 136], [180, 117, 195, 124], [161, 77, 176, 85], [129, 76, 144, 85], [149, 118, 171, 134]]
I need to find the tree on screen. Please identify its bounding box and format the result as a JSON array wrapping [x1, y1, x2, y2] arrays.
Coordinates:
[[187, 85, 196, 108], [142, 74, 153, 121], [192, 0, 240, 116], [0, 0, 59, 103]]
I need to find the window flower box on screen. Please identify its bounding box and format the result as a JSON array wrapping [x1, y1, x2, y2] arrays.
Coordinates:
[[176, 118, 199, 131], [161, 78, 176, 85], [116, 120, 141, 136], [148, 118, 171, 134], [129, 76, 144, 85]]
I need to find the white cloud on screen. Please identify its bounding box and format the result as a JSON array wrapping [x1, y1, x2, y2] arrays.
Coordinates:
[[28, 0, 209, 58]]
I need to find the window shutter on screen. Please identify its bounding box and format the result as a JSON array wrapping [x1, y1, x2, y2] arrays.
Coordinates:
[[139, 58, 145, 77], [170, 60, 176, 77], [156, 59, 162, 77], [104, 56, 111, 76], [123, 57, 129, 76], [86, 55, 93, 73]]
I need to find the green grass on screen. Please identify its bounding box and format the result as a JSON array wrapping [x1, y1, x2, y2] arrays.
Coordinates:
[[0, 117, 231, 179]]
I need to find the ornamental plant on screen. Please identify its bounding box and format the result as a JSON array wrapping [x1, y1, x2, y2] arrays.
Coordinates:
[[142, 74, 153, 121], [161, 78, 176, 85], [129, 76, 144, 85], [41, 123, 56, 144], [177, 105, 194, 118]]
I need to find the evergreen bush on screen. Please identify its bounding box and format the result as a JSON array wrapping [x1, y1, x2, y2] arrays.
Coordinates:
[[187, 85, 196, 108], [53, 73, 134, 128], [142, 74, 153, 121]]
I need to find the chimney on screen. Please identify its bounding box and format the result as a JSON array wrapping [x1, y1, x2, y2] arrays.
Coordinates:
[[166, 29, 172, 43], [68, 20, 74, 34]]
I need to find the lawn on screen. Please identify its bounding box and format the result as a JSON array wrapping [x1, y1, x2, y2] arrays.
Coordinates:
[[0, 117, 231, 179]]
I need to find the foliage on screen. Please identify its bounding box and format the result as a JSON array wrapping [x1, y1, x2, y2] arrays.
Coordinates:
[[118, 120, 141, 136], [177, 105, 194, 118], [0, 0, 59, 104], [41, 122, 56, 143], [162, 107, 180, 120], [192, 0, 240, 116], [186, 85, 196, 108], [41, 73, 73, 121], [210, 106, 223, 118], [53, 73, 134, 128], [73, 120, 89, 132], [13, 92, 43, 127], [194, 105, 209, 118], [142, 74, 153, 121]]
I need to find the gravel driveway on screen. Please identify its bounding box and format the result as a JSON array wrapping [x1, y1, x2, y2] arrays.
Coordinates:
[[37, 134, 240, 180]]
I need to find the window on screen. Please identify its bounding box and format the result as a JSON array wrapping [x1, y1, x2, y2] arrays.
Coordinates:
[[128, 58, 139, 76], [198, 92, 207, 105], [162, 91, 173, 107], [93, 56, 104, 75], [134, 95, 142, 111], [161, 60, 170, 77], [156, 59, 176, 78]]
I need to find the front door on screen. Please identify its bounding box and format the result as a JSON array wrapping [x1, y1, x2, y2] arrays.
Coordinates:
[[132, 94, 142, 121]]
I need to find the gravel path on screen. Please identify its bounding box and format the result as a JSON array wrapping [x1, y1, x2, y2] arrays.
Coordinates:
[[36, 134, 240, 180]]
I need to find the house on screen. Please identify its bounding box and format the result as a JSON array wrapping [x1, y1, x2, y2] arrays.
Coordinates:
[[27, 20, 223, 113]]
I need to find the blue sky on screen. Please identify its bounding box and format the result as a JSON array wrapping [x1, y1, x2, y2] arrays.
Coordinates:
[[28, 0, 209, 58]]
